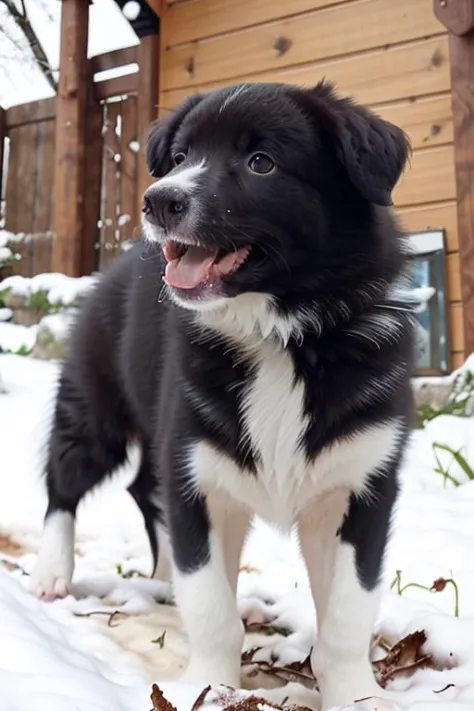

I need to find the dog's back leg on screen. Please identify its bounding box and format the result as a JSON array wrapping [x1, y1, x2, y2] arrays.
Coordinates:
[[127, 443, 171, 582], [29, 374, 131, 600]]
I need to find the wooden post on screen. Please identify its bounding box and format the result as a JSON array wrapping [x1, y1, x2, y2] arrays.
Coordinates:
[[136, 33, 160, 220], [81, 60, 102, 276], [52, 0, 89, 277], [434, 0, 474, 357], [0, 106, 5, 212]]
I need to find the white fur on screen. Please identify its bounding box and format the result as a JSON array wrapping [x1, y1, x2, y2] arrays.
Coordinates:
[[147, 160, 206, 193], [309, 544, 383, 710], [219, 84, 250, 114], [173, 530, 244, 687], [142, 161, 207, 243], [196, 292, 296, 345], [190, 322, 402, 527], [152, 522, 173, 583], [299, 495, 383, 709], [29, 511, 75, 600], [179, 296, 401, 702], [190, 293, 402, 526]]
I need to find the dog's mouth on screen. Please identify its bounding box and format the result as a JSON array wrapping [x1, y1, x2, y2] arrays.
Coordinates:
[[162, 240, 251, 290]]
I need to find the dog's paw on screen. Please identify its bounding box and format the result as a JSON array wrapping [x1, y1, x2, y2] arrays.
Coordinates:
[[257, 682, 321, 710], [331, 699, 401, 711], [29, 573, 70, 601], [181, 660, 240, 689]]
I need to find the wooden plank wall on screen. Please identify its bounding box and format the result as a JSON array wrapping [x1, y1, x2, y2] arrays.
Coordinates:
[[99, 96, 140, 268], [4, 99, 57, 276], [158, 0, 462, 369], [2, 95, 140, 277]]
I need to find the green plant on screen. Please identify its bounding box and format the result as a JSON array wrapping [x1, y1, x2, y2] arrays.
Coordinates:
[[391, 570, 459, 617], [1, 344, 32, 356], [416, 370, 474, 429], [26, 289, 52, 313], [432, 441, 474, 487]]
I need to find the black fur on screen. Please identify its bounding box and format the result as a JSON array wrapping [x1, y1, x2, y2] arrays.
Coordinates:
[[43, 81, 414, 587]]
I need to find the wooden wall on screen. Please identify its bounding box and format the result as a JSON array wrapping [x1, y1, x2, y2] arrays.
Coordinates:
[[3, 99, 56, 275], [2, 93, 140, 277], [155, 0, 462, 369]]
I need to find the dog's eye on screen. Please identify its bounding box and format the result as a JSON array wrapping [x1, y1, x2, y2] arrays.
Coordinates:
[[248, 153, 275, 175], [173, 152, 187, 166]]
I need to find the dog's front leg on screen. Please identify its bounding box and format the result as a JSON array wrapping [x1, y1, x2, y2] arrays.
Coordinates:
[[299, 464, 399, 711], [168, 483, 246, 688]]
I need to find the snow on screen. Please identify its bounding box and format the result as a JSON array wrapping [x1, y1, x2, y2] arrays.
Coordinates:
[[38, 312, 76, 342], [0, 307, 12, 322], [0, 272, 98, 305], [0, 322, 37, 352], [0, 246, 13, 265], [122, 1, 141, 21], [1, 351, 474, 710]]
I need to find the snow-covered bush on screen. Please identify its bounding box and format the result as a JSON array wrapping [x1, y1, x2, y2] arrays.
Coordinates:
[[0, 230, 22, 281], [0, 272, 99, 315]]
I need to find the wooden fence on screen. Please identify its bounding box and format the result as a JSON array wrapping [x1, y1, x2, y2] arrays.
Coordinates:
[[0, 44, 153, 277]]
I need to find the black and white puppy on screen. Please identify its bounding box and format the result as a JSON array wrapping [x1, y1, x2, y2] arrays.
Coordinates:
[[31, 81, 414, 710]]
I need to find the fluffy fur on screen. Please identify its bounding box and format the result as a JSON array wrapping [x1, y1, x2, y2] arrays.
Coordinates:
[[31, 81, 415, 709]]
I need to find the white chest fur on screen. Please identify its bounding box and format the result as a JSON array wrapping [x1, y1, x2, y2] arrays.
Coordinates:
[[190, 339, 401, 528]]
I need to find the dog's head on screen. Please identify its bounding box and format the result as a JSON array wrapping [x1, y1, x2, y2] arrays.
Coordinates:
[[143, 82, 410, 332]]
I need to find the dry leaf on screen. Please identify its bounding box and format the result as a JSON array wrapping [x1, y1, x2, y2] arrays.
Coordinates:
[[150, 684, 178, 711], [373, 630, 437, 687], [241, 653, 317, 691]]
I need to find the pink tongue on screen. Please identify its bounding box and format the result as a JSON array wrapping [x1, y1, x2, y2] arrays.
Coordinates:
[[164, 245, 218, 289]]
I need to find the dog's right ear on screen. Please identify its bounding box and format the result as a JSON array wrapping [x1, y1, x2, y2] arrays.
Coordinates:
[[146, 94, 205, 178]]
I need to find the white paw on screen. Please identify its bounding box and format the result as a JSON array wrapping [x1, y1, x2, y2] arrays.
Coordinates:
[[181, 660, 240, 688], [259, 682, 321, 710], [314, 653, 385, 711], [28, 511, 75, 601], [29, 573, 71, 601], [321, 682, 387, 711], [333, 699, 401, 711]]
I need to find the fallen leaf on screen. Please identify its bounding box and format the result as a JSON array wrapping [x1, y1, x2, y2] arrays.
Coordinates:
[[152, 631, 167, 648], [150, 684, 178, 711], [373, 630, 438, 687]]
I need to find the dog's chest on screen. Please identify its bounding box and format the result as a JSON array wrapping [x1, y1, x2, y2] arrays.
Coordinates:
[[241, 343, 309, 489], [194, 343, 315, 524], [192, 340, 401, 526]]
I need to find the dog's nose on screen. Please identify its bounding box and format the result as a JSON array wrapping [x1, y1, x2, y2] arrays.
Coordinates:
[[142, 185, 189, 230]]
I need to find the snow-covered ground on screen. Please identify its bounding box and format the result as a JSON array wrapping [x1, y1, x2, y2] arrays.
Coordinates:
[[1, 352, 474, 711]]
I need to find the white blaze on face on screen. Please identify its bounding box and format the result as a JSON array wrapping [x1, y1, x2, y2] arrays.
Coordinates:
[[141, 161, 207, 238], [147, 160, 207, 196]]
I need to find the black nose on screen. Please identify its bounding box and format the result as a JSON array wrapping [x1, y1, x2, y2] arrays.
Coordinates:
[[142, 185, 189, 230]]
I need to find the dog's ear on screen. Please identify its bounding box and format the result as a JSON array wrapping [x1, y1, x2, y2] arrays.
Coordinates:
[[146, 94, 206, 178], [296, 81, 411, 206]]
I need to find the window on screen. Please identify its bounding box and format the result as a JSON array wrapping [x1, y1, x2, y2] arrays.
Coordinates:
[[407, 230, 449, 375]]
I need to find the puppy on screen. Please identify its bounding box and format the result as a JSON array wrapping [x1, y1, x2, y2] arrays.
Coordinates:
[[31, 81, 414, 709]]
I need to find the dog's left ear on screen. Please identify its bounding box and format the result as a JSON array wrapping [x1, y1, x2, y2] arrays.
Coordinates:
[[146, 94, 206, 178], [295, 82, 411, 206]]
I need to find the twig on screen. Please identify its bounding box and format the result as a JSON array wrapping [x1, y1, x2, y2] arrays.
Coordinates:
[[190, 685, 212, 711], [72, 610, 124, 628], [379, 654, 433, 684], [433, 683, 455, 694]]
